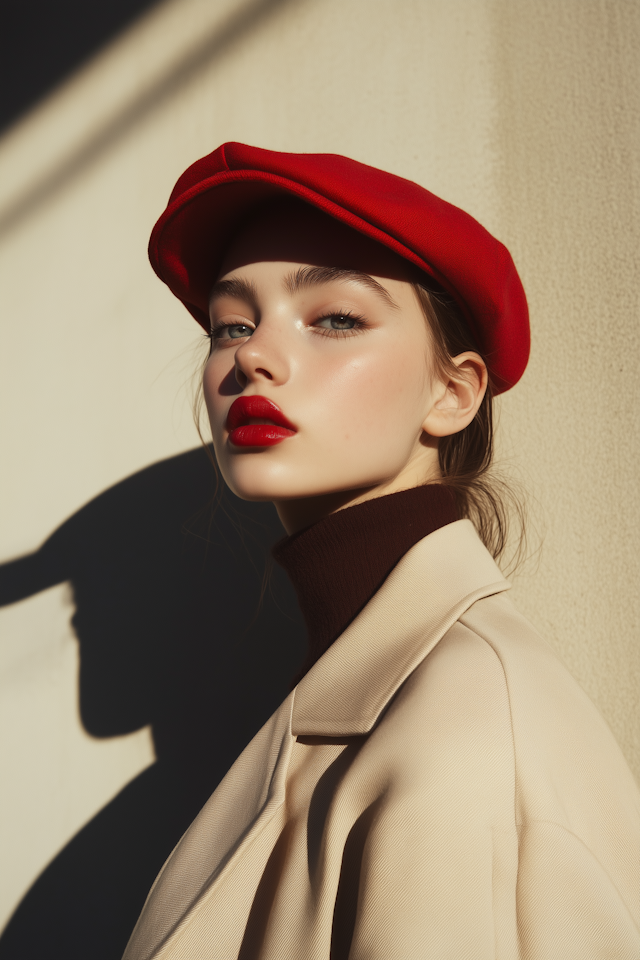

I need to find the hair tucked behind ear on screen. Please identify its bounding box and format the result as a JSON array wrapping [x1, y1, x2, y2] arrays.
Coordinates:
[[413, 283, 527, 571]]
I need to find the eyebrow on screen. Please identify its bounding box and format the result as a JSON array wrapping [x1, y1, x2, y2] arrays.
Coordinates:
[[283, 265, 400, 308], [209, 277, 259, 310], [209, 266, 400, 314]]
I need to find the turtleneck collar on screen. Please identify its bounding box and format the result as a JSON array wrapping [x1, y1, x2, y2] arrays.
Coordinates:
[[272, 484, 459, 685]]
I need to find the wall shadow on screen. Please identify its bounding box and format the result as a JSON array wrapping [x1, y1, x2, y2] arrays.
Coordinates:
[[0, 0, 162, 134], [0, 0, 302, 238], [0, 446, 306, 960]]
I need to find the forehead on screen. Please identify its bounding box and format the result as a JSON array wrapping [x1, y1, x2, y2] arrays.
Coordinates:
[[219, 199, 417, 284]]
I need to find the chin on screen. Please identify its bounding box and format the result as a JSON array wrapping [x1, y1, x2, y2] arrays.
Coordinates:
[[220, 465, 383, 507], [215, 439, 410, 505], [216, 460, 304, 503]]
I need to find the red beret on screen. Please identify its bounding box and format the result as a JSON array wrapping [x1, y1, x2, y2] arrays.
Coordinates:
[[149, 142, 529, 394]]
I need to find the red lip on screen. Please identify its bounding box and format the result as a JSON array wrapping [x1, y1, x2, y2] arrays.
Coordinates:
[[227, 396, 297, 447]]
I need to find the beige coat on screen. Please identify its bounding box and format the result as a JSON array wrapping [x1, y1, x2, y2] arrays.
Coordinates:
[[123, 520, 640, 960]]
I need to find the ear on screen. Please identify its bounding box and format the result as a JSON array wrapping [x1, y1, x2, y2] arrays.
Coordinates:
[[422, 352, 488, 438]]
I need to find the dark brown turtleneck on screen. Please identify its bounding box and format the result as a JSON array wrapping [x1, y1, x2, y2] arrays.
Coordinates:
[[272, 484, 459, 684]]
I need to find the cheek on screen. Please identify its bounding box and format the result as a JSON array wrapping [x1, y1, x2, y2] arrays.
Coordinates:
[[201, 355, 237, 449], [312, 345, 430, 448], [202, 356, 229, 421]]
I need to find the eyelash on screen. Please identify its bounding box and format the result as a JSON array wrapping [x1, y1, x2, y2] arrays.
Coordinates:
[[208, 321, 254, 343], [311, 309, 369, 338], [207, 309, 369, 345]]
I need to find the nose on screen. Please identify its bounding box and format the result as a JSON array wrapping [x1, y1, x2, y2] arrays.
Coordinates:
[[233, 325, 290, 389]]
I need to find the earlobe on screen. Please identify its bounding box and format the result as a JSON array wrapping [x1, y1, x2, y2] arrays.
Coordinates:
[[422, 353, 487, 438]]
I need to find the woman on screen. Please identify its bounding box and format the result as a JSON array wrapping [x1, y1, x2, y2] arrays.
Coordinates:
[[123, 143, 640, 959]]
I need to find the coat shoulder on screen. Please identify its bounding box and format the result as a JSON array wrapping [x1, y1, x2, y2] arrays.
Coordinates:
[[457, 591, 640, 822], [367, 611, 518, 825], [380, 589, 640, 836], [456, 591, 640, 935], [376, 591, 640, 934], [458, 590, 638, 798]]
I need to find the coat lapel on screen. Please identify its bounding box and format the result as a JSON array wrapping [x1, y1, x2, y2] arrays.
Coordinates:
[[293, 520, 510, 736], [122, 694, 295, 960]]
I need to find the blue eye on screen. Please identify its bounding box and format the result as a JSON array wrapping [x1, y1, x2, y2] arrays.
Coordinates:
[[227, 324, 252, 339], [211, 323, 253, 341], [315, 315, 357, 330]]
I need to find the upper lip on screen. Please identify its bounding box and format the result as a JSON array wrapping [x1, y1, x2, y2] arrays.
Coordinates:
[[227, 396, 297, 431]]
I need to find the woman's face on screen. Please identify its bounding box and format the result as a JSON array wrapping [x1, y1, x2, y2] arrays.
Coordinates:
[[203, 202, 476, 532]]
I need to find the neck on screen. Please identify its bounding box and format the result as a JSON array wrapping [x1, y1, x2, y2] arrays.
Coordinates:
[[275, 460, 443, 534], [274, 487, 377, 534]]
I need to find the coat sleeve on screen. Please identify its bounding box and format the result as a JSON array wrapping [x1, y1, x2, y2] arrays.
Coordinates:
[[515, 820, 640, 958], [334, 623, 640, 959]]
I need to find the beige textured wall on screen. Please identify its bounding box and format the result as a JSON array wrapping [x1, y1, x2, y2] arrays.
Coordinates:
[[1, 0, 638, 929], [490, 0, 640, 772]]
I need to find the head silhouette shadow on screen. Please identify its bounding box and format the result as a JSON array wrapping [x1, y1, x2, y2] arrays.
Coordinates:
[[0, 445, 305, 960]]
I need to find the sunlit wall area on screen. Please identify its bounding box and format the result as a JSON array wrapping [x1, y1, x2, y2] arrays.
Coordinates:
[[0, 0, 638, 937]]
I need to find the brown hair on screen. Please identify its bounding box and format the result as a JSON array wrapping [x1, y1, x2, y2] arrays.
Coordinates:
[[413, 282, 526, 569]]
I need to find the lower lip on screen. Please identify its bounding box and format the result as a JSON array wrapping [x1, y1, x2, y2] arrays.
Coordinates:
[[229, 425, 296, 447]]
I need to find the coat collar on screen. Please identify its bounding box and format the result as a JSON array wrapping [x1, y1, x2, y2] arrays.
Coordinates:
[[292, 520, 510, 737]]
